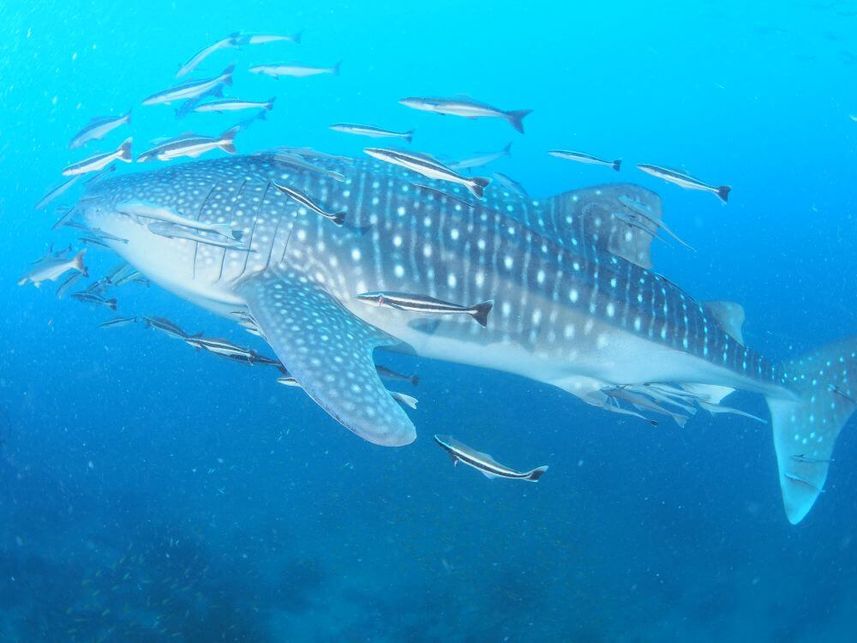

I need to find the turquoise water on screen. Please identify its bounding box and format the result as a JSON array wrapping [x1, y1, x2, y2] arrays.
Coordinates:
[[1, 1, 856, 640]]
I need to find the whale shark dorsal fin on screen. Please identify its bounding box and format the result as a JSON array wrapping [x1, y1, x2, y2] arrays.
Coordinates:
[[238, 268, 416, 447], [545, 184, 663, 269], [703, 300, 745, 344]]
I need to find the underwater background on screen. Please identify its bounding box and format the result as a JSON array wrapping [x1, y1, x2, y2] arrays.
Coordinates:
[[1, 0, 857, 640]]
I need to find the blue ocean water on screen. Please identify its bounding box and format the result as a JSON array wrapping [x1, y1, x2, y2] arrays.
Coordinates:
[[1, 0, 856, 640]]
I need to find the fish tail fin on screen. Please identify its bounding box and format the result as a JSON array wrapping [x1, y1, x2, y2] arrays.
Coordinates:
[[404, 130, 414, 143], [126, 109, 133, 125], [219, 127, 239, 154], [717, 185, 731, 203], [613, 159, 622, 172], [266, 96, 276, 110], [332, 61, 342, 76], [766, 337, 857, 524], [107, 298, 118, 311], [118, 138, 133, 162], [410, 374, 420, 387], [73, 249, 88, 276], [471, 300, 494, 327], [332, 211, 347, 226], [292, 31, 303, 44], [525, 465, 549, 482], [503, 141, 512, 155], [506, 109, 532, 134], [222, 64, 236, 84], [467, 176, 491, 199]]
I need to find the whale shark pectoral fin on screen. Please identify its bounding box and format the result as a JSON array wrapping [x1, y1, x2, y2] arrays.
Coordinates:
[[238, 268, 417, 447]]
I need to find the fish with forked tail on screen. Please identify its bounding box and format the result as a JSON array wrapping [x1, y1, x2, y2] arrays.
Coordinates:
[[434, 435, 548, 481]]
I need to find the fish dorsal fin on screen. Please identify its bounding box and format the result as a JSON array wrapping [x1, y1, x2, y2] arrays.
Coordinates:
[[703, 300, 745, 344], [238, 267, 416, 446], [544, 184, 663, 269]]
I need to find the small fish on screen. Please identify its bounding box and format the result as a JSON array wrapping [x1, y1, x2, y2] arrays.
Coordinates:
[[69, 111, 132, 149], [193, 97, 276, 114], [356, 291, 493, 327], [99, 316, 138, 329], [390, 391, 418, 410], [271, 151, 346, 182], [363, 147, 489, 198], [80, 237, 111, 249], [449, 142, 511, 171], [549, 150, 621, 172], [616, 194, 693, 251], [137, 127, 238, 162], [184, 336, 255, 362], [175, 85, 225, 119], [147, 222, 253, 251], [55, 271, 84, 299], [277, 375, 301, 387], [62, 138, 133, 176], [412, 184, 476, 210], [791, 454, 834, 464], [117, 200, 241, 239], [143, 65, 234, 106], [249, 62, 340, 78], [399, 97, 532, 133], [376, 364, 419, 386], [112, 270, 144, 287], [607, 387, 688, 427], [828, 384, 856, 404], [176, 34, 241, 78], [698, 401, 767, 423], [242, 33, 302, 45], [637, 164, 731, 203], [89, 227, 130, 244], [272, 181, 346, 224], [492, 172, 528, 198], [143, 316, 187, 339], [35, 174, 85, 210], [330, 123, 413, 142], [784, 472, 824, 493], [433, 435, 548, 481], [18, 249, 87, 287], [71, 291, 117, 311]]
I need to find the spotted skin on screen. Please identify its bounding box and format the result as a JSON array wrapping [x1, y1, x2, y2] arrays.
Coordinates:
[[77, 152, 857, 522]]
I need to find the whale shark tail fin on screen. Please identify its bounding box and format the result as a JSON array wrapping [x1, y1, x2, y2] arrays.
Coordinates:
[[766, 337, 857, 524]]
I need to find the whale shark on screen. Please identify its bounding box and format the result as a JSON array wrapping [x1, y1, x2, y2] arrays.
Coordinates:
[[70, 150, 856, 524]]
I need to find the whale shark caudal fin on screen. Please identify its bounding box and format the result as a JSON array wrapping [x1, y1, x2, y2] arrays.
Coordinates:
[[766, 337, 857, 524], [238, 268, 417, 447]]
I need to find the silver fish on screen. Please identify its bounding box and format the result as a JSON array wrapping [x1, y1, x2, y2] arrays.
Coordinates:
[[36, 175, 85, 210], [176, 34, 241, 78], [99, 316, 138, 329], [616, 194, 694, 251], [376, 365, 420, 386], [18, 249, 87, 287], [193, 97, 276, 114], [71, 291, 117, 310], [363, 147, 489, 198], [143, 65, 234, 106], [55, 271, 85, 299], [449, 142, 511, 171], [549, 150, 621, 172], [62, 138, 133, 176], [330, 123, 413, 142], [147, 222, 253, 251], [637, 164, 731, 203], [249, 62, 340, 78], [175, 84, 225, 119], [242, 33, 302, 45], [434, 435, 548, 481], [143, 316, 187, 339], [356, 291, 493, 327], [399, 96, 531, 133], [272, 181, 346, 225], [137, 127, 237, 162], [117, 201, 241, 239], [492, 172, 528, 198], [270, 150, 346, 182], [69, 111, 131, 149]]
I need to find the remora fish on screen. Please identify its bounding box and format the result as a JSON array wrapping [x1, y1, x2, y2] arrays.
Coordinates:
[[364, 147, 489, 198], [74, 153, 857, 525], [449, 142, 511, 171], [399, 96, 532, 134], [356, 291, 493, 327], [69, 112, 132, 149], [36, 174, 85, 210], [143, 316, 187, 339], [330, 123, 413, 142], [117, 200, 241, 239], [147, 222, 252, 251], [434, 435, 548, 481], [272, 181, 346, 225], [376, 365, 420, 386], [176, 34, 241, 78], [18, 249, 87, 287], [142, 65, 235, 106], [62, 138, 133, 176], [249, 62, 340, 78], [137, 127, 238, 162], [71, 291, 117, 310], [637, 164, 731, 203], [99, 316, 138, 329], [549, 150, 621, 172], [193, 97, 276, 114]]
